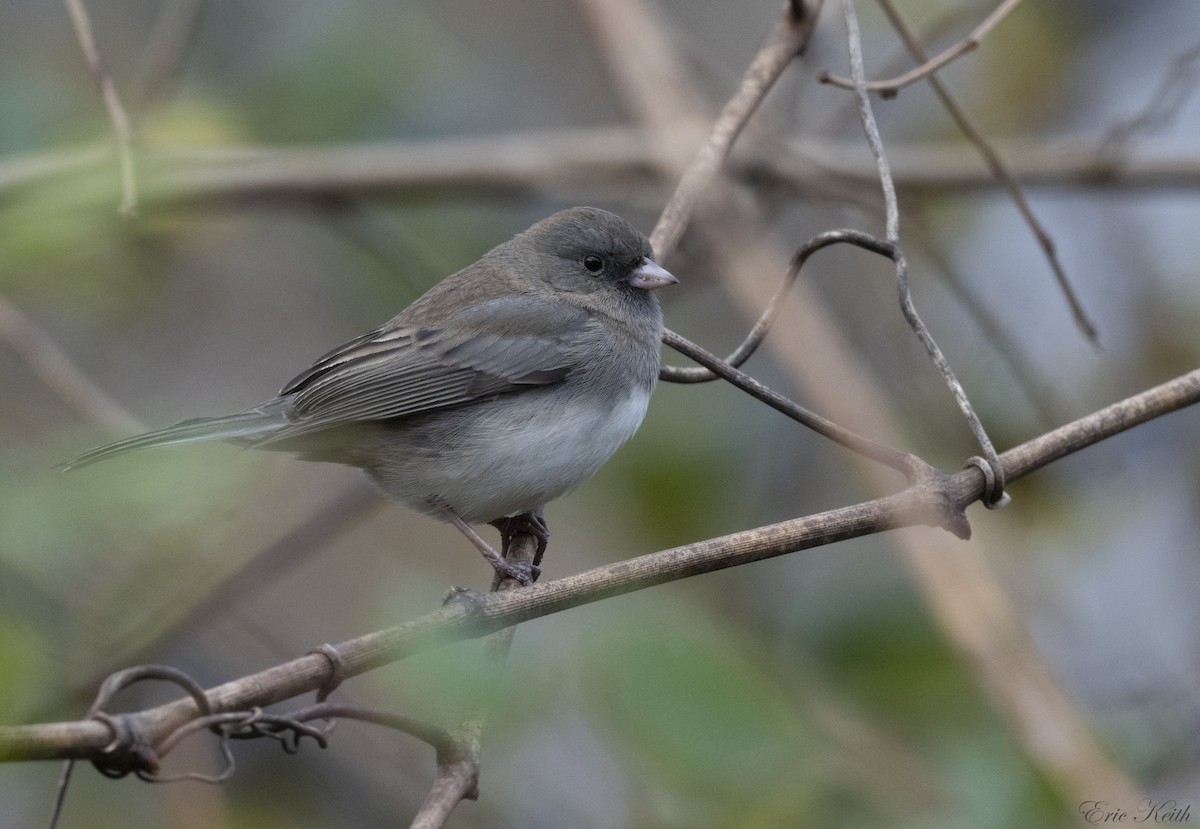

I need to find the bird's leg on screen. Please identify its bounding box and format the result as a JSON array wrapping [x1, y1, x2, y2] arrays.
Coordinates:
[[444, 509, 539, 586], [489, 507, 549, 566]]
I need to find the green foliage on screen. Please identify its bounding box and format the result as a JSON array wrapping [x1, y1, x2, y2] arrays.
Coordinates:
[[585, 607, 809, 799], [226, 15, 447, 143]]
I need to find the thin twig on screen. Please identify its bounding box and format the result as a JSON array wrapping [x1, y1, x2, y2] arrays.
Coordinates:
[[296, 705, 454, 753], [660, 229, 868, 385], [873, 0, 1098, 343], [587, 0, 913, 479], [842, 0, 1006, 502], [649, 1, 824, 260], [844, 0, 899, 242], [663, 326, 919, 477], [661, 227, 1001, 484], [821, 0, 1022, 96], [903, 207, 1069, 429], [1098, 37, 1200, 157], [130, 0, 207, 111], [661, 225, 1003, 496], [63, 0, 138, 217]]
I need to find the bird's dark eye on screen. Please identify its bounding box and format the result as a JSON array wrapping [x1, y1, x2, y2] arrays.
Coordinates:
[[583, 254, 605, 274]]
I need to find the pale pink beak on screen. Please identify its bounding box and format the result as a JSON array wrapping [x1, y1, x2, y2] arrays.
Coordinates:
[[630, 258, 678, 290]]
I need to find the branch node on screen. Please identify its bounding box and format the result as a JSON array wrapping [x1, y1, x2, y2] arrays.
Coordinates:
[[964, 455, 1012, 509], [77, 664, 213, 783], [908, 464, 973, 540], [308, 643, 347, 703], [442, 585, 489, 615], [940, 506, 973, 541], [90, 711, 159, 778]]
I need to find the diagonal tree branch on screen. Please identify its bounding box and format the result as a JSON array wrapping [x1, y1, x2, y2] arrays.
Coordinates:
[[3, 367, 1197, 765], [0, 293, 142, 435], [648, 1, 823, 260]]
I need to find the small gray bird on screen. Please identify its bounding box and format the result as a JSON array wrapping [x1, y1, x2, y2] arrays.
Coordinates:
[[65, 207, 677, 584]]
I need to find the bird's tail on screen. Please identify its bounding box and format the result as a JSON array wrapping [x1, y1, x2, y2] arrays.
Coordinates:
[[61, 406, 288, 470]]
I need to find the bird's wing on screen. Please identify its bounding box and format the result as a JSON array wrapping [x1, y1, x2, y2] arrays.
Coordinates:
[[270, 296, 591, 434]]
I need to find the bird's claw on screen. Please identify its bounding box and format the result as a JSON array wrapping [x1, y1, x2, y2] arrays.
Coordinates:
[[489, 509, 549, 566], [494, 559, 540, 586]]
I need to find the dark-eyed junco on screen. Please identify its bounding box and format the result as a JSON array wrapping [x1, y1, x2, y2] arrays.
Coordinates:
[[65, 207, 676, 584]]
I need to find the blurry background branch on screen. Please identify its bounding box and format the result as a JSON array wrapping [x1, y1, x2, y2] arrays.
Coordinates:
[[820, 0, 1022, 95], [870, 0, 1098, 341], [0, 293, 142, 435], [62, 0, 138, 217], [6, 132, 1200, 206]]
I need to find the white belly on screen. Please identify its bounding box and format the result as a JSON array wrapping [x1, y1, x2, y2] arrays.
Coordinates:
[[370, 387, 652, 523]]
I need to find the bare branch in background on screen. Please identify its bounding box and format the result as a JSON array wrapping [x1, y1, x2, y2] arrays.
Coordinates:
[[1099, 37, 1200, 157], [821, 0, 1022, 96], [872, 0, 1098, 343], [649, 3, 823, 260], [7, 132, 1200, 208], [25, 482, 385, 727], [0, 293, 142, 435], [63, 0, 139, 217], [130, 0, 207, 111]]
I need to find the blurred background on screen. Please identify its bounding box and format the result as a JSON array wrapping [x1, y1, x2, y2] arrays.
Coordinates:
[[2, 0, 1199, 826]]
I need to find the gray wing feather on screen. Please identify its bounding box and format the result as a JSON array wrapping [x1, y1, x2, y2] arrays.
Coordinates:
[[258, 297, 590, 442]]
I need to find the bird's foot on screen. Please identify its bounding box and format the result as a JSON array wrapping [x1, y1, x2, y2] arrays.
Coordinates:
[[493, 558, 541, 587], [444, 509, 540, 587], [489, 508, 549, 566]]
